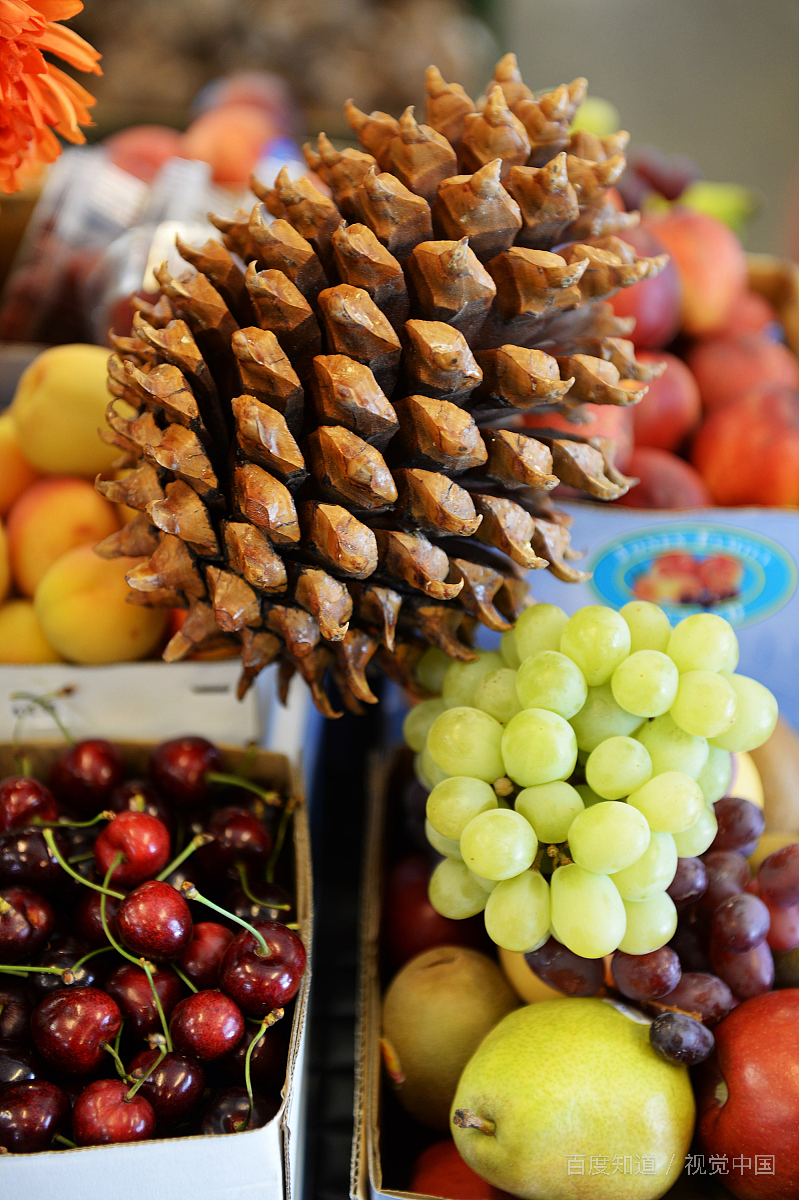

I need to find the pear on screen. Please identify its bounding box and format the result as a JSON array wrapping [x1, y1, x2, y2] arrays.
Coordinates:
[[381, 945, 518, 1130], [451, 998, 694, 1200]]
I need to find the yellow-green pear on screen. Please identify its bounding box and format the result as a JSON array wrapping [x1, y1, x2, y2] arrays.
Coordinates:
[[452, 998, 694, 1200]]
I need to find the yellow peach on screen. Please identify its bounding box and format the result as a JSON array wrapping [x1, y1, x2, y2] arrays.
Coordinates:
[[10, 343, 124, 477], [34, 544, 168, 664], [6, 476, 120, 598], [0, 599, 63, 663], [0, 412, 39, 515], [0, 520, 9, 603]]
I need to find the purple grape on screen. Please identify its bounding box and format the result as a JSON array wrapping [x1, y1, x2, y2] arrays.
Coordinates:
[[524, 937, 604, 997], [650, 1012, 715, 1066], [710, 939, 774, 999], [657, 972, 734, 1027], [711, 892, 771, 954], [669, 920, 711, 974], [611, 948, 681, 1002], [667, 858, 708, 909], [696, 851, 751, 918], [710, 796, 765, 857], [758, 844, 799, 908]]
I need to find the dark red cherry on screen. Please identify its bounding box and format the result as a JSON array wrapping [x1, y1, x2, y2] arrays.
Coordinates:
[[29, 937, 101, 998], [93, 811, 171, 888], [72, 1078, 155, 1146], [0, 1039, 40, 1086], [219, 921, 306, 1017], [0, 777, 58, 832], [109, 778, 175, 839], [74, 889, 119, 947], [199, 1086, 279, 1134], [48, 740, 125, 817], [149, 737, 223, 806], [0, 1081, 69, 1153], [169, 990, 244, 1061], [0, 828, 68, 893], [216, 1020, 289, 1093], [31, 987, 122, 1074], [0, 885, 54, 962], [176, 922, 233, 990], [116, 880, 192, 962], [224, 880, 294, 926], [127, 1049, 205, 1129], [0, 978, 32, 1041], [196, 807, 271, 877], [104, 964, 183, 1040]]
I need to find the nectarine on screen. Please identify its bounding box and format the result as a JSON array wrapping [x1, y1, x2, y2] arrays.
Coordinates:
[[691, 386, 799, 506], [523, 403, 634, 472], [631, 350, 701, 451], [6, 476, 120, 598], [0, 599, 62, 663], [0, 412, 39, 516], [721, 290, 782, 339], [33, 544, 168, 664], [608, 223, 681, 349], [687, 333, 799, 414], [616, 447, 712, 510], [647, 209, 748, 336], [0, 520, 9, 604]]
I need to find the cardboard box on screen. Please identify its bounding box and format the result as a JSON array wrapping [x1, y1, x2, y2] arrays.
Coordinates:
[[0, 739, 312, 1200]]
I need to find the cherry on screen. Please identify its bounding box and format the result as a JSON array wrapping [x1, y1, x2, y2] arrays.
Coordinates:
[[216, 1020, 289, 1093], [224, 880, 293, 926], [0, 978, 32, 1040], [116, 880, 192, 962], [169, 990, 244, 1061], [219, 921, 306, 1017], [176, 922, 233, 990], [93, 811, 171, 888], [199, 1086, 279, 1134], [196, 807, 271, 878], [72, 1078, 155, 1146], [127, 1049, 205, 1129], [149, 737, 223, 806], [0, 886, 54, 962], [0, 1039, 40, 1085], [104, 963, 183, 1040], [0, 1081, 69, 1153], [31, 987, 122, 1074], [48, 740, 125, 817], [29, 936, 102, 998], [0, 828, 68, 893], [0, 777, 58, 832], [75, 890, 119, 947], [110, 778, 175, 839]]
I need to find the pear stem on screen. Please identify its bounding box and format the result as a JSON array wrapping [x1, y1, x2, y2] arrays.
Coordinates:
[[452, 1110, 496, 1136]]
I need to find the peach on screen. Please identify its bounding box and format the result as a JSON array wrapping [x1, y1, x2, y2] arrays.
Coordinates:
[[721, 290, 782, 339], [0, 599, 62, 663], [523, 403, 634, 472], [686, 333, 799, 414], [6, 476, 120, 597], [608, 223, 682, 348], [691, 386, 799, 506], [631, 350, 701, 451], [0, 412, 39, 516], [647, 209, 748, 336], [104, 125, 183, 184], [0, 520, 9, 603], [10, 343, 123, 477], [616, 446, 712, 509], [180, 104, 279, 185], [34, 544, 168, 664]]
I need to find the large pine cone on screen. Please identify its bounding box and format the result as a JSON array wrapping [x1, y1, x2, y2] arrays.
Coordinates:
[[95, 54, 665, 717]]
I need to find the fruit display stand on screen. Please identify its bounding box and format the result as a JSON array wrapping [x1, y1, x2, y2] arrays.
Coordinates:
[[0, 739, 313, 1200]]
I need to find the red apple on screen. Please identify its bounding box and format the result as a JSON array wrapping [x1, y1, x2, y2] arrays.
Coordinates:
[[631, 350, 701, 451], [616, 447, 712, 510], [522, 403, 634, 473], [647, 209, 748, 336], [687, 334, 799, 414], [411, 1139, 512, 1199], [721, 291, 782, 339], [608, 224, 682, 348], [691, 386, 799, 506], [697, 989, 799, 1199], [384, 855, 489, 971]]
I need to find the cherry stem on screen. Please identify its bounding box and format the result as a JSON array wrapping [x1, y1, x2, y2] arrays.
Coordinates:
[[100, 855, 145, 971], [13, 752, 32, 779], [240, 742, 258, 776], [125, 1045, 166, 1101], [66, 945, 113, 978], [43, 829, 125, 900], [265, 795, 297, 885], [139, 959, 173, 1053], [104, 1040, 127, 1079], [33, 811, 113, 830], [172, 965, 198, 994], [242, 1008, 284, 1130], [8, 691, 74, 745], [0, 964, 65, 976], [452, 1109, 496, 1136], [181, 882, 270, 957], [54, 1134, 76, 1149], [155, 833, 213, 883], [205, 772, 282, 807], [235, 863, 290, 911]]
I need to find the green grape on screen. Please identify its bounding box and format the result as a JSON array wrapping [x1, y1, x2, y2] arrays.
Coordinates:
[[697, 745, 732, 805], [403, 697, 447, 753], [515, 781, 584, 843], [618, 892, 678, 955], [514, 603, 568, 662], [723, 641, 740, 673], [667, 612, 738, 674], [567, 801, 651, 874], [500, 628, 521, 669], [469, 868, 498, 893], [515, 651, 588, 719], [611, 650, 679, 718], [672, 803, 719, 856], [442, 651, 506, 709], [570, 683, 644, 753], [415, 646, 450, 694], [620, 600, 672, 654], [473, 669, 522, 724], [709, 673, 779, 752], [460, 808, 537, 880], [426, 776, 498, 839], [559, 605, 631, 686], [427, 707, 505, 782], [428, 858, 488, 919], [484, 870, 551, 952], [670, 670, 738, 738], [501, 708, 577, 787], [420, 743, 450, 788], [425, 818, 463, 860], [627, 770, 705, 834], [575, 783, 605, 808], [550, 863, 627, 958], [585, 737, 652, 800], [611, 832, 678, 901], [636, 712, 709, 779]]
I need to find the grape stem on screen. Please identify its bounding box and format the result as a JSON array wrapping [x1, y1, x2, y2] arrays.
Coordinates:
[[452, 1110, 495, 1136], [546, 844, 573, 868]]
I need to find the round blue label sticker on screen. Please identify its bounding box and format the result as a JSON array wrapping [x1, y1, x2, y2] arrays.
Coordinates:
[[589, 522, 796, 628]]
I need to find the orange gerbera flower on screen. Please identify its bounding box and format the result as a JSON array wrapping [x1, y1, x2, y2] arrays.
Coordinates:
[[0, 0, 101, 194]]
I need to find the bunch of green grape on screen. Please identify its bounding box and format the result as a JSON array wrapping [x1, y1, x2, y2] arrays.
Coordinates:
[[403, 602, 778, 961]]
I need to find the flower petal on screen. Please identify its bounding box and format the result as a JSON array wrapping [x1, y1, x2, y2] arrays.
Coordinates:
[[36, 20, 101, 74]]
